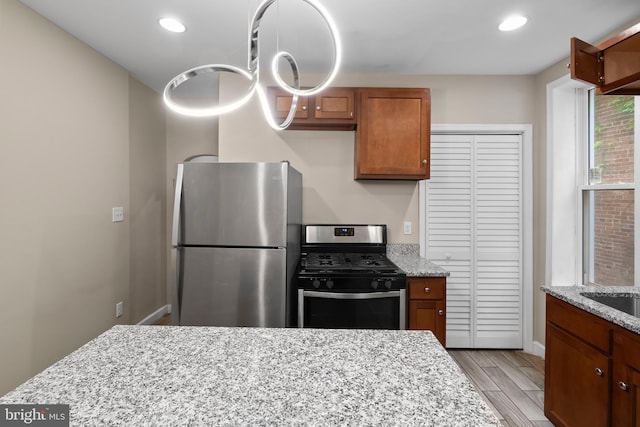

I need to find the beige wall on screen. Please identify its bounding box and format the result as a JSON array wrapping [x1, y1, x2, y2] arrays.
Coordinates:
[[219, 73, 544, 345], [129, 77, 167, 323], [0, 0, 167, 395], [164, 113, 218, 300], [219, 74, 535, 244], [528, 15, 640, 346], [2, 2, 634, 392]]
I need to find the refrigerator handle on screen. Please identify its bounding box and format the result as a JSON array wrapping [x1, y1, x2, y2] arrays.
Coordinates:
[[171, 164, 184, 247]]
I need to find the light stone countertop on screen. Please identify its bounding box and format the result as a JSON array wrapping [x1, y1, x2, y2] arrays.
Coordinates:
[[387, 244, 450, 277], [0, 325, 499, 426], [542, 285, 640, 335]]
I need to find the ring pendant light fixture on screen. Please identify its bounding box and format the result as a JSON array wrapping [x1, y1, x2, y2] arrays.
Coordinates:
[[163, 0, 342, 130]]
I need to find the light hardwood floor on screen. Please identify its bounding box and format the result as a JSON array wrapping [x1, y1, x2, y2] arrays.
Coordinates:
[[153, 316, 550, 426], [448, 350, 552, 427]]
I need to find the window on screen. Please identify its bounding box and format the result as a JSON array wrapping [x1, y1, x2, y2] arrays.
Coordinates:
[[582, 92, 638, 286]]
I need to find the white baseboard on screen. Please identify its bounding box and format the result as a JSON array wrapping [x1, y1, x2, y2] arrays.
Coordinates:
[[531, 340, 545, 359], [137, 304, 171, 325]]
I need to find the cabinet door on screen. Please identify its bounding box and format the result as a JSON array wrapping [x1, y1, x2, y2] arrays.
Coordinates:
[[355, 88, 430, 180], [266, 87, 356, 130], [313, 88, 355, 120], [268, 87, 309, 119], [409, 300, 445, 346], [613, 329, 640, 427], [570, 23, 640, 95], [612, 363, 640, 427], [545, 323, 610, 427]]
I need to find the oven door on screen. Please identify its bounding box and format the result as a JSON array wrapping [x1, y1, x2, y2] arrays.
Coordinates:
[[298, 289, 406, 330]]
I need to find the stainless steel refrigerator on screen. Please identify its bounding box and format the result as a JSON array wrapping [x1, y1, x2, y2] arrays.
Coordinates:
[[171, 162, 302, 327]]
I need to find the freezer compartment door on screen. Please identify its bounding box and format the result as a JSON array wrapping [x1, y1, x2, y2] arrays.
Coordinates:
[[177, 247, 287, 327], [178, 162, 297, 247]]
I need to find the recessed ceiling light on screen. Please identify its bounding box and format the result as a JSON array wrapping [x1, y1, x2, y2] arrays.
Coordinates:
[[159, 18, 186, 33], [499, 15, 528, 32]]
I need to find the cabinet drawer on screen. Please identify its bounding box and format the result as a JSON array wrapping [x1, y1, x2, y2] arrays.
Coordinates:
[[408, 278, 445, 300], [546, 295, 613, 353]]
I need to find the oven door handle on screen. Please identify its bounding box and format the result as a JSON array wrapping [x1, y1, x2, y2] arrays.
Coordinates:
[[301, 290, 402, 299]]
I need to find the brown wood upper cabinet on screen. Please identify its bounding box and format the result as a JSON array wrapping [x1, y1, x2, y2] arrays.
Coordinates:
[[266, 87, 356, 130], [570, 22, 640, 95], [355, 88, 431, 180]]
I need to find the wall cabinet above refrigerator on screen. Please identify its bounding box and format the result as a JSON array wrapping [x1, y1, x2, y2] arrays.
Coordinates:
[[267, 86, 432, 181], [267, 87, 357, 130]]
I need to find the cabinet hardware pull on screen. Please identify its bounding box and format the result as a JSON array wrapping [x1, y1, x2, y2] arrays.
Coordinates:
[[422, 159, 428, 165], [619, 381, 629, 391], [424, 287, 430, 293], [316, 106, 321, 110], [302, 106, 307, 110], [595, 368, 605, 376], [438, 310, 444, 316]]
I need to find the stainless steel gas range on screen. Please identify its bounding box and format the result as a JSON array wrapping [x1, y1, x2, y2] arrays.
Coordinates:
[[296, 224, 407, 329]]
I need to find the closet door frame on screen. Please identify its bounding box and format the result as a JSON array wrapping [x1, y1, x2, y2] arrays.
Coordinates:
[[419, 124, 534, 354]]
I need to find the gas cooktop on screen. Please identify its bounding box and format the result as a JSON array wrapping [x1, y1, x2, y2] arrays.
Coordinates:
[[296, 224, 406, 291], [300, 252, 401, 273]]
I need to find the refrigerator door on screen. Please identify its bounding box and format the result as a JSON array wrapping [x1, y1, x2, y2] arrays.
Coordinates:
[[177, 162, 295, 247], [177, 247, 287, 327]]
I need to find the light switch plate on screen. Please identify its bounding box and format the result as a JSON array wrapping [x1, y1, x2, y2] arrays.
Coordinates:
[[112, 207, 124, 223], [403, 221, 412, 235]]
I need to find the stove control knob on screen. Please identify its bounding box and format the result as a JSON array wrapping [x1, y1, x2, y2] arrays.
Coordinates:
[[326, 280, 334, 289], [312, 279, 321, 289], [370, 279, 379, 290], [384, 280, 392, 289]]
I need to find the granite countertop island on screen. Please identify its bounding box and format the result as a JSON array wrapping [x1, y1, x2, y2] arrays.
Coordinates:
[[1, 326, 498, 426], [543, 285, 640, 335], [387, 244, 450, 277]]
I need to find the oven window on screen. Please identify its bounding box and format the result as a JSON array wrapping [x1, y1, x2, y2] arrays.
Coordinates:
[[303, 293, 400, 329]]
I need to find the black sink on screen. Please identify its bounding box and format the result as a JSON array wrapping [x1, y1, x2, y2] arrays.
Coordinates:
[[582, 294, 640, 317]]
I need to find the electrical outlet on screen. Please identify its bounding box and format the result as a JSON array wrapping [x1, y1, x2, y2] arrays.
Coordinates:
[[112, 207, 124, 223], [116, 301, 124, 318], [403, 221, 412, 235]]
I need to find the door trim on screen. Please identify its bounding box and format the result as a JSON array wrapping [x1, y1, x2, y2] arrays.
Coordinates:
[[419, 123, 533, 352]]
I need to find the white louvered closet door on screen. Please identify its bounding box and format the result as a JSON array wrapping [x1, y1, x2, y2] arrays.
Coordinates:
[[426, 134, 523, 349]]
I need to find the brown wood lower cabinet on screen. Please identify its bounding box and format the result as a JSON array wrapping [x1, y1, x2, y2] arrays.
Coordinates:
[[612, 329, 640, 426], [545, 294, 640, 427], [407, 277, 446, 346], [545, 322, 610, 426]]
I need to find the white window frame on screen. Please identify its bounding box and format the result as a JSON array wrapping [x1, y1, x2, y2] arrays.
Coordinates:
[[547, 74, 640, 287]]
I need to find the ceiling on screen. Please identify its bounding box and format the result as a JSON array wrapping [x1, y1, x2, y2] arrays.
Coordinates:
[[18, 0, 640, 93]]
